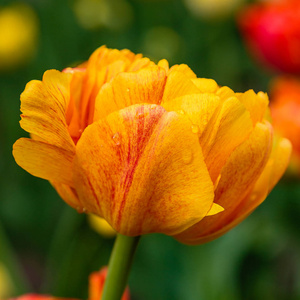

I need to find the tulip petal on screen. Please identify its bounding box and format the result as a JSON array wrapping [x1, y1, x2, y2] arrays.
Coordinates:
[[13, 138, 74, 186], [93, 67, 167, 121], [127, 57, 154, 71], [200, 96, 253, 182], [236, 90, 269, 125], [243, 137, 292, 210], [158, 59, 169, 72], [79, 46, 153, 127], [74, 104, 214, 236], [174, 121, 273, 244], [206, 203, 224, 216], [190, 136, 291, 244], [161, 93, 221, 136], [191, 78, 219, 93], [51, 182, 82, 209], [162, 69, 200, 103], [169, 64, 197, 78], [20, 70, 75, 152], [216, 86, 235, 100]]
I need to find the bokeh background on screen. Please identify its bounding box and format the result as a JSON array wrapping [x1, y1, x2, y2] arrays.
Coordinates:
[[0, 0, 300, 299]]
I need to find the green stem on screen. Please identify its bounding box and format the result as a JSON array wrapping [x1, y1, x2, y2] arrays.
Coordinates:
[[102, 234, 140, 300]]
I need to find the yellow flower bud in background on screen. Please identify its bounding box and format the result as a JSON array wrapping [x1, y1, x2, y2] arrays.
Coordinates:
[[72, 0, 133, 31], [0, 262, 14, 299], [13, 46, 291, 244], [0, 3, 39, 70], [184, 0, 246, 20], [89, 214, 116, 238]]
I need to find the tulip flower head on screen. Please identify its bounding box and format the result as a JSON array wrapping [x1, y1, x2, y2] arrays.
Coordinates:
[[270, 76, 300, 174], [238, 0, 300, 74], [13, 46, 291, 244]]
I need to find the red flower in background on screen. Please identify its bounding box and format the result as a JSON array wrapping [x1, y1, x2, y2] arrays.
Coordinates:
[[270, 76, 300, 173], [8, 267, 129, 300], [89, 268, 129, 300], [238, 0, 300, 74], [8, 295, 77, 300]]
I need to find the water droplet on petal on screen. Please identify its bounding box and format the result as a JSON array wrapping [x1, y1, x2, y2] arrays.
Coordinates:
[[135, 111, 145, 119], [76, 206, 86, 213], [126, 88, 130, 92], [182, 149, 193, 164], [191, 124, 199, 134], [178, 110, 185, 115], [112, 132, 121, 145]]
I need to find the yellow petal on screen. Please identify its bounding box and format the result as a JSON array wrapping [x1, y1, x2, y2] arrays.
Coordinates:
[[206, 203, 224, 216], [158, 59, 169, 72], [13, 138, 74, 186], [51, 182, 82, 209], [162, 69, 200, 104], [169, 64, 197, 78], [191, 78, 219, 93], [93, 66, 167, 121], [243, 136, 292, 211], [20, 70, 75, 152], [200, 96, 253, 183], [161, 93, 221, 136], [127, 57, 155, 71], [236, 90, 269, 126], [73, 104, 214, 236], [216, 85, 235, 100], [267, 137, 292, 190], [174, 121, 273, 244], [79, 46, 151, 127], [192, 136, 291, 244]]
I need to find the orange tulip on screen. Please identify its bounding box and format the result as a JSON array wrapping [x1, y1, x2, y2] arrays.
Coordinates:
[[270, 76, 300, 174], [89, 267, 129, 300], [13, 46, 291, 243]]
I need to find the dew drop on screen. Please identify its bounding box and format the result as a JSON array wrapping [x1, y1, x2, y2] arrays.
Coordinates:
[[76, 206, 86, 213], [182, 149, 193, 164], [126, 88, 130, 92], [135, 111, 144, 119], [178, 110, 185, 115], [191, 124, 199, 134], [112, 132, 121, 145]]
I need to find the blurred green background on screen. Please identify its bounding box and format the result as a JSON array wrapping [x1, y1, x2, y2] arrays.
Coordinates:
[[0, 0, 300, 299]]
